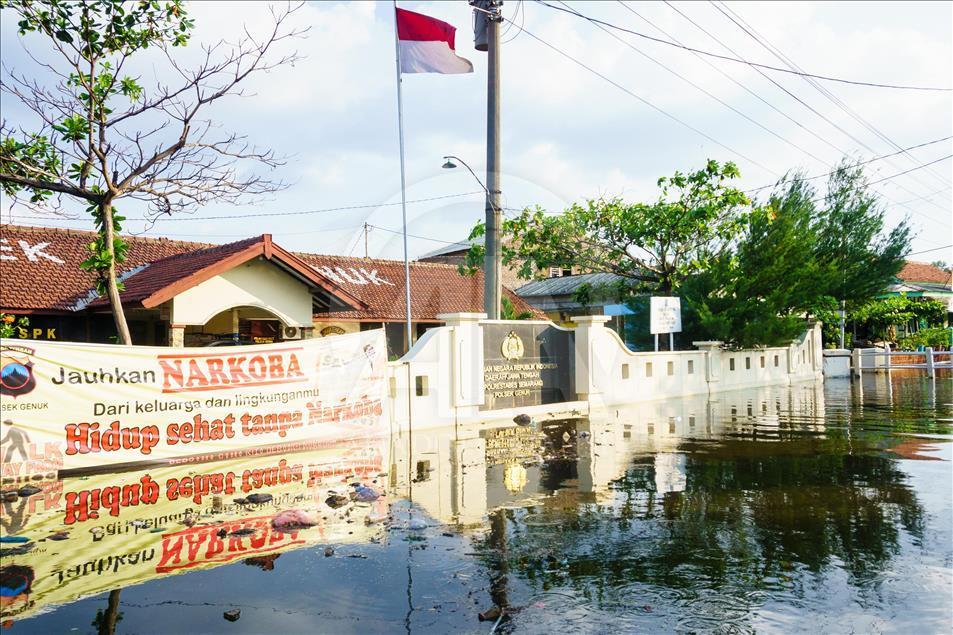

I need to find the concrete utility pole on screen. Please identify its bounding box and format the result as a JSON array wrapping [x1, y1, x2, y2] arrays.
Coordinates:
[[472, 0, 503, 319]]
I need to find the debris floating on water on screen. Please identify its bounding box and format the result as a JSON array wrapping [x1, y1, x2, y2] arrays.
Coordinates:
[[223, 609, 241, 622], [272, 509, 318, 531]]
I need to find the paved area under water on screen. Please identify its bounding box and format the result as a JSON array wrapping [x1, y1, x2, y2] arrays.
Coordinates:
[[1, 374, 950, 633]]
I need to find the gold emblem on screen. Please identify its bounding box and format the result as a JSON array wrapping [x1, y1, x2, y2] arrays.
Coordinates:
[[501, 331, 524, 361]]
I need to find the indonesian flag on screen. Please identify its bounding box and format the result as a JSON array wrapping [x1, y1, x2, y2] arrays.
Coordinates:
[[396, 8, 473, 74]]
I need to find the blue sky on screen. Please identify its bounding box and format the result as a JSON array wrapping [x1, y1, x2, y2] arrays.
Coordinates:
[[1, 1, 950, 261]]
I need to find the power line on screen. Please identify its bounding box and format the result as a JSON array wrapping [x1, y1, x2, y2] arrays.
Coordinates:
[[367, 223, 472, 247], [557, 0, 829, 164], [145, 191, 484, 222], [907, 244, 952, 257], [743, 136, 953, 193], [532, 0, 952, 91], [658, 1, 951, 224], [508, 17, 780, 177], [710, 1, 953, 194]]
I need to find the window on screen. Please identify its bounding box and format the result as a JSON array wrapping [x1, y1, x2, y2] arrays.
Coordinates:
[[667, 361, 674, 376], [415, 375, 428, 396], [774, 355, 779, 367], [647, 421, 655, 435], [668, 417, 676, 434], [562, 268, 573, 277], [745, 357, 751, 370], [621, 363, 630, 379], [687, 359, 694, 374], [416, 460, 431, 482], [548, 266, 562, 278], [729, 358, 736, 371], [688, 416, 696, 427], [645, 362, 653, 377], [760, 356, 765, 368]]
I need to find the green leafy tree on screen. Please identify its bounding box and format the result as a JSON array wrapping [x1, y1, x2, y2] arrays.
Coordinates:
[[0, 1, 305, 344], [852, 295, 946, 344], [812, 162, 911, 312], [681, 179, 830, 348], [462, 160, 749, 293]]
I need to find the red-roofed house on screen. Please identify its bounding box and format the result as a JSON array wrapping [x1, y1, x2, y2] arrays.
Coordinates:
[[887, 260, 953, 311], [1, 224, 539, 355]]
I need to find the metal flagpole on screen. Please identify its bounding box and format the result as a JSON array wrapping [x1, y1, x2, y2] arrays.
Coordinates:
[[393, 1, 413, 353]]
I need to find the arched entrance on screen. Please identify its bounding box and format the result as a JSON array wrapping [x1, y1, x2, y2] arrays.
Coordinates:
[[182, 305, 306, 347]]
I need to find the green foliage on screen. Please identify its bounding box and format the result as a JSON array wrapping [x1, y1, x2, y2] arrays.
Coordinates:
[[851, 295, 947, 344], [812, 162, 910, 308], [501, 296, 533, 320], [462, 160, 749, 293], [898, 327, 952, 350], [0, 0, 192, 341], [0, 313, 30, 339], [466, 157, 912, 348]]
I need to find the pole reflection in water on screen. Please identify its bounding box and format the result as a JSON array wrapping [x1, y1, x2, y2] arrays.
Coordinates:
[[1, 375, 950, 633]]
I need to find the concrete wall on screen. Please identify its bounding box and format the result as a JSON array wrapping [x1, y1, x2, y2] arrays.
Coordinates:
[[384, 313, 824, 431]]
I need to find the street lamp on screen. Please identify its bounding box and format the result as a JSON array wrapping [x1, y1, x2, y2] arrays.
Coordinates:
[[442, 155, 502, 319]]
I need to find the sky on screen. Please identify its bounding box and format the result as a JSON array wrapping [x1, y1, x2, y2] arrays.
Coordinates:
[[1, 0, 951, 262]]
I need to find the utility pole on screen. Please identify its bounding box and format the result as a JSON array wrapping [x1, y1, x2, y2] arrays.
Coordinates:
[[363, 222, 370, 259], [472, 0, 503, 319]]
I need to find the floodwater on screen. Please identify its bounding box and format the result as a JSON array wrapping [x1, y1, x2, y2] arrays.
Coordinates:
[[2, 374, 951, 633]]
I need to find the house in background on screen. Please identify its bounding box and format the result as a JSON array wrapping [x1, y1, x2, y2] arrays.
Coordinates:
[[886, 261, 953, 313], [1, 224, 539, 357]]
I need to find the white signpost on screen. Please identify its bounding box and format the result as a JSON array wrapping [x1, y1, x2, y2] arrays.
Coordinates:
[[650, 296, 682, 351]]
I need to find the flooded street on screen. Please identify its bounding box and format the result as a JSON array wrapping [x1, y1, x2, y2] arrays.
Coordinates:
[[3, 374, 951, 634]]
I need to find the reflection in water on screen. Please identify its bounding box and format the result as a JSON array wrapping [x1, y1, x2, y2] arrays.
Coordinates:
[[2, 376, 951, 633]]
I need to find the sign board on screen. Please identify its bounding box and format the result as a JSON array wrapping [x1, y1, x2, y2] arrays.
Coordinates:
[[650, 296, 682, 334], [0, 330, 387, 479], [480, 323, 574, 411]]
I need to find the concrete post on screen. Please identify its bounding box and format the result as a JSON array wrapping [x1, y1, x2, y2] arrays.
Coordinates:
[[437, 313, 487, 409], [571, 315, 612, 400], [170, 325, 185, 348], [693, 341, 724, 384], [852, 348, 862, 377], [925, 347, 935, 378]]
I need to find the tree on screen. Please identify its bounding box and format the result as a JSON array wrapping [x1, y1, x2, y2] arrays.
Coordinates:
[[681, 179, 830, 348], [0, 1, 305, 344], [462, 160, 749, 293], [812, 162, 911, 309]]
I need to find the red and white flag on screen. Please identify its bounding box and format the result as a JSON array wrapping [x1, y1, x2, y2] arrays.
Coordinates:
[[396, 8, 473, 75]]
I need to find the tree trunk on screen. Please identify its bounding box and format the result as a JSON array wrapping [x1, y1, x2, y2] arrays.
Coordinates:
[[102, 201, 132, 345]]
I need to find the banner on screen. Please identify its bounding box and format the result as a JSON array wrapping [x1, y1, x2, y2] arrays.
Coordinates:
[[0, 331, 388, 480], [0, 440, 390, 623]]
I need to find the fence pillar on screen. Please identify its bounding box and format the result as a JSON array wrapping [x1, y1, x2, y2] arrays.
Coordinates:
[[925, 347, 935, 378], [851, 348, 862, 378], [572, 315, 612, 400], [693, 341, 724, 385], [437, 313, 486, 409], [170, 324, 185, 348]]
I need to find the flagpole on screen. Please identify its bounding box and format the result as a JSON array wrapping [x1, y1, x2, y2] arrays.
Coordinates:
[[392, 1, 413, 354]]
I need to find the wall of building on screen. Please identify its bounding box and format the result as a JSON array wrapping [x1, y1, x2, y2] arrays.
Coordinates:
[[172, 259, 313, 327]]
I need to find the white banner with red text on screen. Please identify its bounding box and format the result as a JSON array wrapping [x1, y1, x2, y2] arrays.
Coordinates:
[[0, 331, 388, 480]]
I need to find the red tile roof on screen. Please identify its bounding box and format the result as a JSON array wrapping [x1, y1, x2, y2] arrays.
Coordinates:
[[299, 253, 540, 321], [898, 261, 952, 287], [1, 223, 541, 321], [1, 224, 204, 311]]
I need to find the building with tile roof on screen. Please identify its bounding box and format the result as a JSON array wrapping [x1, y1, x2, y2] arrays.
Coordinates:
[[887, 260, 953, 311], [1, 223, 540, 355]]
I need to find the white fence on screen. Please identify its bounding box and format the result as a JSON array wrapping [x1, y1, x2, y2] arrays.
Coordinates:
[[851, 347, 949, 378], [385, 313, 824, 430]]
